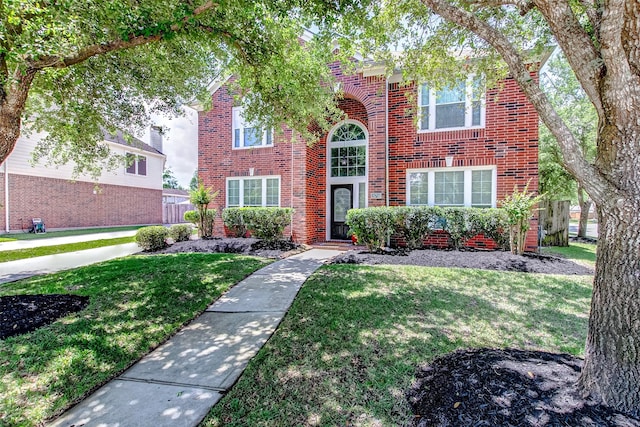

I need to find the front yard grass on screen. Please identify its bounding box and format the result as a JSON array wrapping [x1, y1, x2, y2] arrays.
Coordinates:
[[0, 253, 269, 426], [542, 242, 597, 267], [203, 265, 593, 426], [0, 236, 135, 263]]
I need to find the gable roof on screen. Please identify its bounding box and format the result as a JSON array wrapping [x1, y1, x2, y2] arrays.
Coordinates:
[[102, 129, 163, 155]]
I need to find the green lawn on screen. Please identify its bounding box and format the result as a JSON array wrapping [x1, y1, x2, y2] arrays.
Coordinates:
[[0, 253, 270, 426], [542, 242, 597, 267], [0, 236, 136, 263], [0, 225, 144, 242], [202, 265, 593, 426]]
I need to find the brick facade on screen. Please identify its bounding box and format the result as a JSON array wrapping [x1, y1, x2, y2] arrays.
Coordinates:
[[0, 173, 162, 231], [199, 66, 539, 250]]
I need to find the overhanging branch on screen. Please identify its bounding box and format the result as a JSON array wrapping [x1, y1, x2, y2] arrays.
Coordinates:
[[421, 0, 609, 202]]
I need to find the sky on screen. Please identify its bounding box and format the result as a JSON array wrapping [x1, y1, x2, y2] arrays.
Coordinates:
[[139, 107, 198, 189]]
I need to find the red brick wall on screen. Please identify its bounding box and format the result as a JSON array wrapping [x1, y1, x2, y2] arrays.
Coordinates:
[[2, 174, 161, 231], [387, 76, 539, 250]]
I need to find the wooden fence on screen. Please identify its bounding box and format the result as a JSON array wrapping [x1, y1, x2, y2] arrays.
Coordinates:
[[163, 203, 193, 224], [539, 200, 570, 246]]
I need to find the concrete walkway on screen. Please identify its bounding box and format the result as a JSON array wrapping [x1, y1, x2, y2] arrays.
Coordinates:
[[48, 248, 343, 427], [0, 230, 138, 252], [0, 243, 140, 284]]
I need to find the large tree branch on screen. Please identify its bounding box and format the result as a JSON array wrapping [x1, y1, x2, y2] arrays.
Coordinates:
[[532, 0, 605, 117], [469, 0, 535, 15], [421, 0, 610, 202], [29, 1, 219, 70]]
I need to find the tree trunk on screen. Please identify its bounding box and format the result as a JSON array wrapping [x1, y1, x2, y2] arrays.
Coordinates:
[[578, 204, 640, 416], [577, 185, 592, 238]]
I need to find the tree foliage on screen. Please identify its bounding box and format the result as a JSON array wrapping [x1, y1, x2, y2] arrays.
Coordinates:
[[162, 167, 182, 189], [0, 0, 368, 177]]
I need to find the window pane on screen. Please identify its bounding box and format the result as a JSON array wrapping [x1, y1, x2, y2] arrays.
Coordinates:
[[137, 156, 147, 176], [125, 153, 136, 174], [434, 171, 464, 206], [265, 130, 272, 145], [234, 129, 240, 148], [436, 103, 465, 128], [472, 170, 493, 207], [472, 100, 481, 126], [330, 144, 366, 177], [420, 84, 429, 107], [243, 179, 262, 206], [409, 173, 428, 205], [358, 182, 366, 208], [244, 127, 261, 147], [436, 83, 465, 104], [228, 180, 240, 206], [266, 178, 279, 206]]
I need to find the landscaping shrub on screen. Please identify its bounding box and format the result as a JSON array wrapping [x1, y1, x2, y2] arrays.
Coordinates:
[[394, 206, 443, 249], [168, 224, 192, 242], [467, 208, 510, 250], [346, 207, 396, 252], [501, 182, 543, 255], [183, 210, 199, 225], [221, 208, 248, 237], [241, 207, 294, 241], [189, 184, 219, 238], [135, 226, 169, 251]]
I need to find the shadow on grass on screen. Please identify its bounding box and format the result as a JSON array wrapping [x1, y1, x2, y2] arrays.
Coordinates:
[[0, 253, 269, 426], [204, 264, 592, 427]]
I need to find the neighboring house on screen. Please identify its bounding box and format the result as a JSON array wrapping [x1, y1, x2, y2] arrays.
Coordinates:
[[195, 59, 545, 250], [0, 128, 165, 232], [162, 188, 191, 205]]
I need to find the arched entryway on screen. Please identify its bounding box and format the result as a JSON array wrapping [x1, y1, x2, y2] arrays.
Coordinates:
[[326, 120, 368, 240]]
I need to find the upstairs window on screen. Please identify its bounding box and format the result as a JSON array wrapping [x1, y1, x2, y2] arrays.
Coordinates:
[[329, 122, 367, 177], [419, 78, 484, 131], [125, 153, 147, 176], [232, 107, 273, 149]]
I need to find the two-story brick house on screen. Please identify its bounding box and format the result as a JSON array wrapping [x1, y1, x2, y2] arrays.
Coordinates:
[[195, 61, 541, 250]]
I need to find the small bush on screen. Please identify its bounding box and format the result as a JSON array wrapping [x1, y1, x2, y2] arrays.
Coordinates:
[[242, 207, 294, 241], [184, 210, 199, 225], [346, 207, 396, 252], [135, 226, 169, 251], [395, 206, 443, 249], [169, 224, 192, 242], [222, 208, 248, 237], [501, 182, 543, 254]]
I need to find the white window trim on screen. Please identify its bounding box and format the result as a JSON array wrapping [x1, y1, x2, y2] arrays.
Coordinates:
[[226, 175, 280, 207], [418, 78, 486, 133], [232, 106, 273, 150], [406, 166, 497, 208], [124, 152, 147, 176]]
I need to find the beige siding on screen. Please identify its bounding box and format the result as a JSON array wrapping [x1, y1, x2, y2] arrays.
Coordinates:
[[5, 133, 165, 190]]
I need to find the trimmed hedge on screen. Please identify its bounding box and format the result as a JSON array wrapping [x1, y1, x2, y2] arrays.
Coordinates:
[[169, 224, 192, 242], [135, 226, 169, 251], [222, 207, 294, 241], [345, 206, 510, 252], [221, 208, 247, 237]]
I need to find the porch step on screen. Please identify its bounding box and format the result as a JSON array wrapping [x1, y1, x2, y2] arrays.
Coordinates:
[[311, 241, 363, 250]]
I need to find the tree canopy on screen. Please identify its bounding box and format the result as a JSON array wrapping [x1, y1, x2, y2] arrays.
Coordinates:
[[0, 0, 365, 177]]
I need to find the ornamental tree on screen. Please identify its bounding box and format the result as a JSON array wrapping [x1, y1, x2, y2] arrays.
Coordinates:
[[0, 0, 360, 177], [347, 0, 640, 416]]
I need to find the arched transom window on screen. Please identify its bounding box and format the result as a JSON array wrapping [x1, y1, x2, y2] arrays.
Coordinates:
[[330, 122, 367, 177]]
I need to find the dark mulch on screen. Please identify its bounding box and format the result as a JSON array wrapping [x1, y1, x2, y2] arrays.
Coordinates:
[[0, 294, 89, 339], [332, 248, 594, 275], [157, 237, 303, 259], [407, 348, 640, 427]]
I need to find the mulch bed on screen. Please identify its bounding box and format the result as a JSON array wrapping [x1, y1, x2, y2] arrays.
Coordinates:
[[407, 348, 640, 427], [332, 248, 594, 275], [155, 237, 304, 259], [0, 294, 89, 340]]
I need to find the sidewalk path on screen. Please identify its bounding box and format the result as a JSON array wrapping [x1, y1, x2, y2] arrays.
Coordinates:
[[0, 243, 140, 284], [0, 230, 137, 252], [48, 249, 343, 427]]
